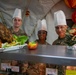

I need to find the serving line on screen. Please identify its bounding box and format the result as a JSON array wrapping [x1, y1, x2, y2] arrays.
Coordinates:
[[0, 45, 76, 66]]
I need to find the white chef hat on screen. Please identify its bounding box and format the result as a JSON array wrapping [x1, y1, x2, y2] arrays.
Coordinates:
[[37, 19, 47, 31], [54, 10, 67, 26], [13, 8, 22, 19]]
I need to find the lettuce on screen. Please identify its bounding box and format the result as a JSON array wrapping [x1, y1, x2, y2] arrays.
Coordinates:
[[13, 35, 28, 45]]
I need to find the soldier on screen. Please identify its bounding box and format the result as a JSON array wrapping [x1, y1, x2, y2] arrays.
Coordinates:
[[9, 8, 28, 74], [36, 19, 49, 45], [9, 8, 27, 36], [52, 10, 68, 75], [36, 19, 49, 75], [27, 19, 49, 75], [53, 10, 68, 45]]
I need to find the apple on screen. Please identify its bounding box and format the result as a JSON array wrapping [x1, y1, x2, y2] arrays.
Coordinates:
[[28, 42, 38, 50]]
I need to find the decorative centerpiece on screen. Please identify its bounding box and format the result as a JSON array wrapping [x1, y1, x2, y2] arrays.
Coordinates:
[[66, 28, 76, 45], [66, 27, 76, 50], [27, 42, 38, 50], [66, 10, 76, 49]]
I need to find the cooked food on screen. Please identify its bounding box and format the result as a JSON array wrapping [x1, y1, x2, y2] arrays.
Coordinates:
[[0, 23, 13, 43], [2, 35, 28, 48], [0, 23, 28, 48]]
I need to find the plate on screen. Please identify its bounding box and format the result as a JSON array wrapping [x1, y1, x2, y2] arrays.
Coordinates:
[[3, 44, 27, 52], [0, 48, 4, 52]]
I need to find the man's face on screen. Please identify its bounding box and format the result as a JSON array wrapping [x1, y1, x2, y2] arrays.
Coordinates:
[[55, 25, 67, 38], [13, 17, 22, 28], [38, 30, 47, 40]]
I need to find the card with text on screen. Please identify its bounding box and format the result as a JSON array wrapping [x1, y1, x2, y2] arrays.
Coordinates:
[[46, 68, 58, 75]]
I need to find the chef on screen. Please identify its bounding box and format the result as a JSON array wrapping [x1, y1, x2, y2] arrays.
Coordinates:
[[26, 19, 49, 75], [52, 10, 68, 75], [9, 8, 28, 74], [53, 10, 68, 45], [36, 19, 49, 75], [36, 19, 49, 45], [9, 8, 27, 36]]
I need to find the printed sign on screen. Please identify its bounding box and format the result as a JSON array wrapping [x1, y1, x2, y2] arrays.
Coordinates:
[[11, 66, 19, 72], [1, 63, 11, 70], [1, 63, 19, 72], [46, 68, 58, 75]]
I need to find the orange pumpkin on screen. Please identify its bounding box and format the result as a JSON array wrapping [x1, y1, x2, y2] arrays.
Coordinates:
[[64, 0, 76, 8]]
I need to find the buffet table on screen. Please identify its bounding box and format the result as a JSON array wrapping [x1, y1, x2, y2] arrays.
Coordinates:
[[0, 45, 76, 66]]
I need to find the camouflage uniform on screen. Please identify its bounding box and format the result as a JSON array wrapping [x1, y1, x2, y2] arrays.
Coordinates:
[[53, 36, 68, 46], [52, 36, 68, 75], [9, 27, 27, 36]]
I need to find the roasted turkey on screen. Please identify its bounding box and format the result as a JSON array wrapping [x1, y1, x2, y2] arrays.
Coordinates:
[[0, 22, 13, 43]]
